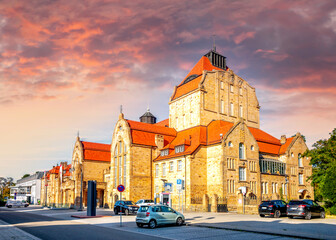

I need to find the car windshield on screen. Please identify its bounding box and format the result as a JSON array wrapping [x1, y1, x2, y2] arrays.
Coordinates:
[[124, 201, 135, 205], [145, 200, 154, 203]]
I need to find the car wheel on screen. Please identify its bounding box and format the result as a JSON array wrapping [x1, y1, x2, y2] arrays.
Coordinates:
[[259, 214, 265, 217], [8, 205, 12, 208], [25, 205, 28, 207], [114, 209, 118, 215], [176, 217, 183, 226], [305, 211, 312, 220], [288, 216, 293, 219], [320, 211, 325, 219], [148, 219, 156, 229], [136, 223, 143, 228], [274, 210, 281, 218], [125, 209, 129, 215]]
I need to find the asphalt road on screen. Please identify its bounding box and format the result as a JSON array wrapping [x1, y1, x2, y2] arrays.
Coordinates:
[[0, 208, 168, 240]]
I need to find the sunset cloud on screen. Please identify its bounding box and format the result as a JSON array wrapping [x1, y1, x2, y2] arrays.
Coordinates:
[[0, 0, 335, 179]]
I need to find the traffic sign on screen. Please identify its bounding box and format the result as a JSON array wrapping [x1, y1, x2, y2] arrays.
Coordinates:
[[117, 184, 125, 192]]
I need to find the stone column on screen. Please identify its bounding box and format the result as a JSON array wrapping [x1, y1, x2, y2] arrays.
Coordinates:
[[211, 194, 218, 213], [203, 194, 209, 212]]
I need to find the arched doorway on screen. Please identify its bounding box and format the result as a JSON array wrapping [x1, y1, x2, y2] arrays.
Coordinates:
[[114, 194, 119, 205], [298, 189, 308, 199]]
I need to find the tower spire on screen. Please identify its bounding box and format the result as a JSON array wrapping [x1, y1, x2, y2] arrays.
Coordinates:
[[212, 34, 216, 52], [120, 105, 123, 114]]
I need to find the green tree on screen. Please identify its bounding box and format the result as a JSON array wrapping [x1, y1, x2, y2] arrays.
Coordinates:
[[304, 128, 336, 206], [22, 174, 30, 179]]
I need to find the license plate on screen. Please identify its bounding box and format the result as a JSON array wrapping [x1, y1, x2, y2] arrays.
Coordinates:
[[291, 207, 297, 210], [262, 207, 267, 209]]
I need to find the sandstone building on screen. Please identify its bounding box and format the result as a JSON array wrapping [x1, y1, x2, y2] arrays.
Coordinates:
[[42, 49, 313, 213]]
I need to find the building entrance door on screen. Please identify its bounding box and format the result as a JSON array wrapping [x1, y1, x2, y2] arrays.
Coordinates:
[[160, 193, 171, 207]]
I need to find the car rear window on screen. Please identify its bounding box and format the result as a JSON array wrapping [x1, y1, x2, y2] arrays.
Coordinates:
[[139, 206, 149, 212], [288, 201, 305, 205], [145, 200, 154, 203], [260, 201, 274, 205]]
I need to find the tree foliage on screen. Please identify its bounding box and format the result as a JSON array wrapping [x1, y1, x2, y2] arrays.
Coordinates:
[[22, 174, 30, 179], [304, 128, 336, 205], [0, 177, 15, 200]]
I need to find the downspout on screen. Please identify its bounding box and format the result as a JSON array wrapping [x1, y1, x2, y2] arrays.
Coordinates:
[[150, 146, 153, 200], [185, 155, 187, 212]]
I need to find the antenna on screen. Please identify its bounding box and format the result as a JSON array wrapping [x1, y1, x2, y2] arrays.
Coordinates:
[[212, 34, 216, 52]]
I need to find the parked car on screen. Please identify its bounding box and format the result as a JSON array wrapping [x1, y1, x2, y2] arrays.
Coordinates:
[[136, 204, 185, 229], [287, 199, 325, 220], [258, 200, 287, 218], [135, 199, 155, 207], [5, 200, 29, 208], [113, 200, 139, 215]]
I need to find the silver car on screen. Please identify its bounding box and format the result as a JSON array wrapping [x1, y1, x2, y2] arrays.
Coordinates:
[[136, 204, 185, 228]]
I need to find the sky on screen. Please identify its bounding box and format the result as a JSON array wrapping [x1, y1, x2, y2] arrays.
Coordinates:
[[1, 0, 335, 181]]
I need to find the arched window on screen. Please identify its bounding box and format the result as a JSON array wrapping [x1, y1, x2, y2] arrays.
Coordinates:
[[298, 153, 303, 167], [114, 141, 127, 188], [239, 143, 245, 159]]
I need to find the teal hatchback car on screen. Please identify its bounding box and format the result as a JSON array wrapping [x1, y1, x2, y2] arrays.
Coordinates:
[[136, 205, 185, 228]]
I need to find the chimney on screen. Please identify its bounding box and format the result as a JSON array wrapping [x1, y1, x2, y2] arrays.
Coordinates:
[[155, 134, 164, 149], [280, 135, 287, 144]]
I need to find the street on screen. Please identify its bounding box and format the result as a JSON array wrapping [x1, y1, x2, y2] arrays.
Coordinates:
[[1, 206, 335, 240]]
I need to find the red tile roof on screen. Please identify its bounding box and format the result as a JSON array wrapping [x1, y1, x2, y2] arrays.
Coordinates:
[[156, 126, 207, 160], [126, 120, 176, 147], [207, 120, 234, 145], [49, 166, 60, 174], [155, 119, 169, 127], [279, 137, 294, 155], [171, 56, 225, 101], [81, 141, 111, 162]]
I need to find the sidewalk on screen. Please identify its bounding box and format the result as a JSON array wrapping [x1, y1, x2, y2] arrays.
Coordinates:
[[0, 219, 41, 240], [184, 212, 336, 240]]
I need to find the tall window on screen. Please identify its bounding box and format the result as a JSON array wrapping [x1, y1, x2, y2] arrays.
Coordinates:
[[230, 84, 234, 92], [230, 103, 234, 116], [123, 154, 126, 185], [162, 163, 166, 177], [176, 117, 178, 129], [178, 160, 182, 171], [169, 161, 174, 172], [239, 167, 246, 181], [155, 164, 159, 177], [239, 105, 243, 118], [265, 182, 269, 194], [220, 81, 224, 89], [183, 115, 186, 128], [239, 87, 242, 95], [239, 143, 245, 159], [298, 154, 303, 167], [220, 100, 224, 114], [114, 141, 127, 188], [299, 173, 303, 185]]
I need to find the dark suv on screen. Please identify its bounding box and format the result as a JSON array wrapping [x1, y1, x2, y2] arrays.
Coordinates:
[[287, 199, 325, 220], [113, 201, 139, 215], [259, 200, 287, 218]]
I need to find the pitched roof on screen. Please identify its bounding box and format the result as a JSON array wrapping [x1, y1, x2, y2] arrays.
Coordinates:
[[155, 125, 207, 161], [49, 166, 60, 174], [207, 120, 234, 145], [279, 137, 294, 155], [171, 56, 225, 101], [155, 119, 169, 127], [81, 141, 111, 162], [126, 120, 176, 147]]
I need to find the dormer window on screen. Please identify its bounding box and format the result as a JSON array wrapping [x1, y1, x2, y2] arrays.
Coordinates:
[[160, 149, 169, 157], [175, 145, 185, 153]]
